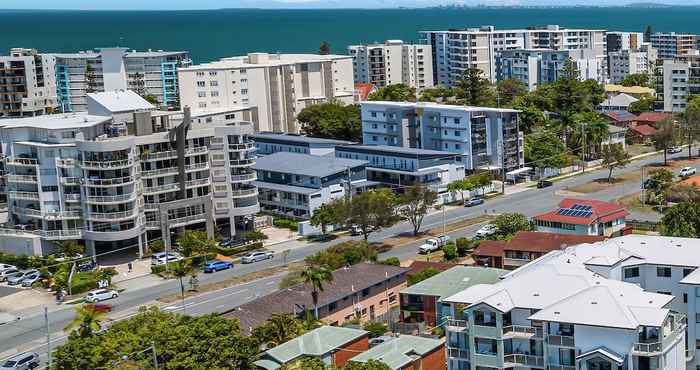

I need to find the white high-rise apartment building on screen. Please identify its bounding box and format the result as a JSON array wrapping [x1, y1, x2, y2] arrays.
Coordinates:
[[53, 47, 191, 112], [609, 45, 658, 84], [662, 55, 700, 112], [651, 32, 698, 60], [498, 49, 602, 91], [348, 40, 434, 91], [420, 25, 606, 86], [0, 48, 57, 118], [444, 234, 692, 370], [178, 53, 355, 134], [0, 107, 258, 257]]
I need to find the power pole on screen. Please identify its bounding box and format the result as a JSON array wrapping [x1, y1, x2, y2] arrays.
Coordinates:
[[640, 165, 646, 205], [151, 341, 159, 369], [45, 307, 51, 368], [581, 121, 587, 174]]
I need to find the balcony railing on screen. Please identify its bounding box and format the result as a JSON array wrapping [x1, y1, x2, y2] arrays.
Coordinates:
[[64, 194, 81, 202], [229, 158, 255, 167], [546, 335, 575, 347], [447, 347, 470, 360], [141, 167, 178, 178], [86, 193, 138, 204], [7, 174, 38, 183], [36, 229, 83, 239], [81, 158, 134, 169], [6, 157, 38, 166], [8, 191, 39, 200], [231, 188, 258, 198], [632, 342, 662, 355], [168, 213, 207, 227], [447, 319, 469, 331], [504, 354, 545, 368], [186, 178, 210, 188], [548, 365, 575, 370], [230, 173, 257, 182], [60, 177, 80, 186], [87, 209, 139, 221], [56, 158, 76, 168], [502, 325, 542, 339], [228, 142, 255, 151], [143, 183, 179, 194], [83, 175, 139, 186]]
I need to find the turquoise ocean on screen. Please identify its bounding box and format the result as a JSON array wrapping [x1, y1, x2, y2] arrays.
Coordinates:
[[3, 7, 700, 63]]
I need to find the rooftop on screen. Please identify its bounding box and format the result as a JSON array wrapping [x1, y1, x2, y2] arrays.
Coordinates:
[[337, 144, 460, 158], [599, 93, 638, 108], [87, 90, 155, 113], [474, 231, 606, 257], [636, 112, 672, 123], [533, 198, 628, 226], [400, 266, 506, 301], [361, 100, 520, 113], [604, 84, 656, 95], [253, 152, 368, 177], [180, 52, 351, 71], [349, 335, 442, 370], [254, 132, 354, 146], [604, 111, 638, 122], [630, 124, 657, 136], [255, 326, 367, 369], [0, 113, 111, 130]]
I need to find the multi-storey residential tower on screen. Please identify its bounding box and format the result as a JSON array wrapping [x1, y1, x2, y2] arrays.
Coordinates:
[[497, 49, 601, 91], [348, 40, 434, 91], [420, 25, 606, 86], [54, 47, 191, 112], [606, 31, 645, 53], [361, 101, 523, 173], [0, 48, 57, 118], [651, 32, 698, 60], [0, 108, 258, 257], [662, 55, 700, 112], [608, 45, 657, 84], [178, 53, 355, 134]]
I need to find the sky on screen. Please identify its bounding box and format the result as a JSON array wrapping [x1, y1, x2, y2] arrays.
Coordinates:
[[0, 0, 697, 10]]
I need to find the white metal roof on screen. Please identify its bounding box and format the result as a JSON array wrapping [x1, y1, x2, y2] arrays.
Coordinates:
[[88, 90, 155, 113], [0, 113, 110, 130], [361, 100, 520, 113]]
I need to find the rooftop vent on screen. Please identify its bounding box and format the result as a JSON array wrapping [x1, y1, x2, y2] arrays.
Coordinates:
[[533, 293, 540, 297], [591, 301, 598, 305], [554, 311, 560, 315]]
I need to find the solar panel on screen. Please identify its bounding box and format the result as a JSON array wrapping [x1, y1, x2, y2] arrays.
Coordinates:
[[571, 204, 592, 211], [556, 208, 593, 218]]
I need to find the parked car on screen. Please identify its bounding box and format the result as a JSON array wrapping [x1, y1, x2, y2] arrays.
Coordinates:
[[85, 303, 112, 313], [151, 255, 184, 266], [680, 167, 697, 177], [6, 271, 36, 286], [203, 260, 233, 273], [219, 238, 234, 247], [349, 225, 362, 236], [20, 274, 41, 287], [85, 289, 119, 303], [0, 264, 16, 272], [0, 269, 19, 282], [78, 261, 97, 272], [667, 146, 683, 154], [475, 224, 498, 239], [418, 235, 450, 254], [536, 180, 553, 188], [241, 251, 274, 264], [0, 351, 40, 370], [464, 197, 484, 207]]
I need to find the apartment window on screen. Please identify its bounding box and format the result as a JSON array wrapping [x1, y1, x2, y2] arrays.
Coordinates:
[[197, 91, 206, 98], [240, 69, 246, 74], [623, 267, 639, 279], [371, 112, 377, 118], [684, 293, 688, 303], [208, 71, 217, 76], [657, 291, 672, 295], [328, 301, 337, 312], [240, 78, 247, 83], [210, 81, 218, 87], [657, 267, 672, 278], [198, 102, 207, 108], [196, 71, 205, 77], [362, 288, 370, 297], [196, 81, 205, 87], [241, 89, 248, 95], [210, 91, 219, 97]]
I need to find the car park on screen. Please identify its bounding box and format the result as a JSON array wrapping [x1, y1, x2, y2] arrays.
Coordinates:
[[203, 260, 233, 273], [85, 289, 119, 303], [6, 271, 37, 286], [0, 264, 16, 272], [464, 197, 484, 207], [680, 167, 697, 177], [536, 180, 553, 188], [20, 274, 41, 287], [241, 251, 274, 264], [0, 351, 40, 370]]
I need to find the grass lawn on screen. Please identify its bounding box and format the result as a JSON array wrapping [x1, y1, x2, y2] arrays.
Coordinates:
[[627, 144, 655, 157], [615, 191, 658, 214]]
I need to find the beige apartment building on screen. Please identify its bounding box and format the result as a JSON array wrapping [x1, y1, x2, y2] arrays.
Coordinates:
[[178, 52, 355, 133], [0, 48, 57, 118], [348, 40, 434, 91]]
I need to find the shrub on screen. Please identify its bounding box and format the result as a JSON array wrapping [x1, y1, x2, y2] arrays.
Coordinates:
[[442, 242, 458, 261], [363, 322, 388, 338], [455, 237, 475, 256], [241, 230, 268, 241], [408, 267, 440, 286], [273, 218, 299, 231], [431, 326, 445, 337], [379, 257, 400, 266], [148, 240, 164, 254], [151, 264, 166, 275]]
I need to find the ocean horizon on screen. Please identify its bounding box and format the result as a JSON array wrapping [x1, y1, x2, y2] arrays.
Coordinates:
[[3, 7, 700, 63]]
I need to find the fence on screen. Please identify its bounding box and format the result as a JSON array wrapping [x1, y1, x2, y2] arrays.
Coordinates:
[[627, 219, 660, 232]]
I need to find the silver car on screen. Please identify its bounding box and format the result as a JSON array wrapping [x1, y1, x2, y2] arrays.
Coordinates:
[[0, 351, 39, 370], [6, 271, 33, 286], [0, 269, 20, 283], [21, 274, 41, 288], [241, 251, 274, 264], [0, 264, 16, 272]]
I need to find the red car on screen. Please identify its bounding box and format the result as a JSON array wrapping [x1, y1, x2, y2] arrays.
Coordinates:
[[85, 303, 112, 313]]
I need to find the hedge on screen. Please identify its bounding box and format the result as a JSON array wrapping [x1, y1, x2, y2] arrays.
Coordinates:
[[273, 218, 298, 231]]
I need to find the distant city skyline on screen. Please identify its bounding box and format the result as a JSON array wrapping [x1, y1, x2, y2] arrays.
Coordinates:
[[1, 0, 699, 10]]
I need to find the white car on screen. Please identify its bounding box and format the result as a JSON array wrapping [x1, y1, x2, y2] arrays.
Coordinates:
[[475, 224, 498, 239], [241, 251, 274, 264], [151, 254, 184, 266], [679, 167, 697, 177], [0, 264, 16, 273], [0, 269, 20, 282], [85, 289, 118, 303]]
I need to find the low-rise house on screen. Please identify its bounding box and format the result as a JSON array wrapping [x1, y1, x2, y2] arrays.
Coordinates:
[[604, 84, 656, 98], [627, 124, 658, 144], [224, 263, 409, 331], [349, 335, 446, 370], [254, 326, 369, 370], [597, 93, 638, 112], [252, 152, 369, 219], [602, 124, 627, 150], [400, 266, 506, 327], [254, 132, 354, 157], [473, 231, 606, 269], [335, 144, 465, 204], [604, 111, 638, 127], [532, 198, 629, 237], [636, 112, 672, 128]]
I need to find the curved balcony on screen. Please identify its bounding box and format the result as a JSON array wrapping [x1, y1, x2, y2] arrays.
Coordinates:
[[13, 207, 81, 220], [186, 178, 210, 188], [83, 175, 139, 187], [142, 146, 208, 162], [231, 188, 258, 198], [141, 162, 209, 178], [55, 158, 76, 168], [231, 173, 257, 183], [229, 158, 255, 167], [60, 177, 81, 186], [35, 229, 83, 240], [80, 158, 135, 170], [167, 213, 208, 228], [228, 142, 256, 151], [64, 194, 81, 202], [7, 174, 38, 183], [86, 193, 139, 204], [86, 209, 139, 222], [143, 183, 179, 195], [229, 203, 260, 217], [83, 224, 144, 242]]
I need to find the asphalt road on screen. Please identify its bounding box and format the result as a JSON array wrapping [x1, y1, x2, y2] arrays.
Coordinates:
[[1, 149, 697, 364]]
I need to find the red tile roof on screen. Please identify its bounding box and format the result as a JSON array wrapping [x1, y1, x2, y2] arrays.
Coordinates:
[[533, 198, 629, 225], [506, 231, 606, 253], [630, 124, 657, 137], [604, 111, 638, 123], [354, 83, 375, 101], [473, 240, 508, 257], [636, 112, 671, 123]]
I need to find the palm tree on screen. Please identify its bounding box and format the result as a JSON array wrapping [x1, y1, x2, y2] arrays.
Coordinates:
[[65, 304, 107, 338], [252, 313, 305, 348], [300, 266, 334, 319]]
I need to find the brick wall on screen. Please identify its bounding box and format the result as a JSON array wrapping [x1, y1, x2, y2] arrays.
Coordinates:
[[332, 335, 369, 366]]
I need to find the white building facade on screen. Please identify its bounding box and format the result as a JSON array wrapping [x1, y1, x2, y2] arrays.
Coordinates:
[[178, 53, 355, 134], [54, 47, 191, 112], [609, 46, 657, 84], [663, 55, 700, 112], [0, 48, 57, 118], [497, 49, 602, 91], [348, 40, 434, 91], [650, 33, 698, 60]]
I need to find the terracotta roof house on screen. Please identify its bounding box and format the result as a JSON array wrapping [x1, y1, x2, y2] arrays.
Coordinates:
[[473, 231, 606, 270], [636, 112, 672, 127], [627, 124, 658, 144], [532, 198, 629, 237], [223, 263, 409, 331], [604, 111, 638, 127], [254, 326, 369, 370], [405, 261, 454, 277], [354, 83, 376, 102], [349, 335, 446, 370]]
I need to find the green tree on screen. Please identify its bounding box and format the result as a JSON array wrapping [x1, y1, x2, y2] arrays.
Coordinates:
[[171, 260, 194, 307], [143, 94, 159, 105], [525, 129, 568, 170], [512, 96, 548, 134], [455, 67, 495, 106], [407, 267, 440, 286], [319, 41, 331, 55], [492, 213, 532, 240], [368, 83, 416, 102], [496, 78, 528, 107], [363, 322, 388, 338], [646, 168, 674, 206], [65, 304, 108, 338], [447, 179, 468, 204], [628, 95, 655, 114], [52, 240, 85, 258], [653, 120, 678, 166], [682, 96, 700, 159], [148, 239, 164, 254], [379, 257, 400, 266], [601, 143, 631, 182], [442, 242, 458, 261], [336, 189, 398, 241], [298, 101, 361, 141], [661, 202, 700, 238], [455, 237, 476, 256], [572, 112, 609, 159], [343, 360, 392, 370], [310, 203, 339, 236], [252, 313, 305, 348], [398, 185, 438, 235], [300, 266, 334, 319], [419, 85, 456, 103], [282, 357, 328, 370], [177, 230, 218, 264], [620, 73, 650, 87], [241, 230, 268, 242]]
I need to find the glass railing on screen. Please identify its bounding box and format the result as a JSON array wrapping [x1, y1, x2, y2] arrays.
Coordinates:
[[7, 174, 38, 183], [6, 157, 39, 166], [504, 354, 545, 367], [81, 158, 134, 169]]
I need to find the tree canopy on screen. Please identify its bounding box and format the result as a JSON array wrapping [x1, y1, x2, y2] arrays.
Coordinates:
[[525, 129, 569, 169], [601, 143, 631, 182], [298, 102, 361, 142], [661, 202, 700, 238], [398, 185, 438, 235], [491, 213, 533, 240], [620, 73, 650, 87], [368, 83, 416, 102]]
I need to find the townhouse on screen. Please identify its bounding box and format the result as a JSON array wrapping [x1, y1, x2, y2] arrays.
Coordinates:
[[420, 25, 606, 86], [54, 47, 191, 112], [0, 107, 258, 257], [0, 48, 57, 118], [178, 52, 354, 133], [443, 236, 688, 370], [349, 335, 445, 370], [348, 40, 434, 91], [532, 198, 629, 237], [361, 101, 524, 173]]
